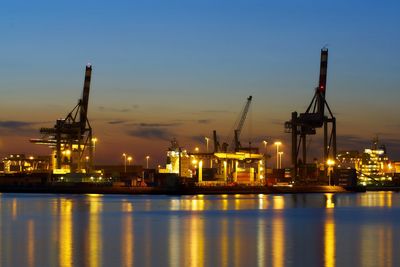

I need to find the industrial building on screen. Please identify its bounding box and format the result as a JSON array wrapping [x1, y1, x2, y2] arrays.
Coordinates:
[[158, 95, 266, 186], [1, 154, 50, 173]]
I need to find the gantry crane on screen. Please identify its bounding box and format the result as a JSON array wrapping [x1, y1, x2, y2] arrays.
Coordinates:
[[285, 48, 336, 180], [31, 65, 94, 174]]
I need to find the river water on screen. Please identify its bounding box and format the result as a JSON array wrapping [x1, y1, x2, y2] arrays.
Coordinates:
[[0, 192, 398, 267]]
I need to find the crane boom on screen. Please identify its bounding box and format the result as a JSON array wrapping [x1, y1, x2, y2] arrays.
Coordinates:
[[234, 95, 252, 151], [317, 48, 328, 116], [80, 64, 92, 132]]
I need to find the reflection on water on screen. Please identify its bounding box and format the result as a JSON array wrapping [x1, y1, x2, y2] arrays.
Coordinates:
[[122, 201, 134, 267], [272, 212, 285, 267], [0, 192, 400, 267], [221, 218, 229, 267], [87, 194, 103, 267], [27, 220, 35, 267], [257, 217, 266, 267], [324, 208, 335, 267], [189, 214, 204, 267], [59, 199, 73, 267]]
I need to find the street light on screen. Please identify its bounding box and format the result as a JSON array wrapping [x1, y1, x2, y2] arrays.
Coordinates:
[[146, 155, 150, 169], [195, 147, 199, 153], [262, 140, 268, 153], [122, 153, 127, 173], [205, 137, 210, 153], [127, 156, 132, 167], [278, 152, 284, 169], [262, 140, 268, 169], [326, 159, 335, 186], [274, 141, 282, 169], [92, 137, 98, 153]]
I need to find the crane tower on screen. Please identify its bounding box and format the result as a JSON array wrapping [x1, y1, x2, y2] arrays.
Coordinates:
[[285, 49, 336, 180], [30, 65, 94, 174]]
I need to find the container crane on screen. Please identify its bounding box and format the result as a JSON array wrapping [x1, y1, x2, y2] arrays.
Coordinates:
[[285, 48, 336, 180], [30, 64, 94, 174]]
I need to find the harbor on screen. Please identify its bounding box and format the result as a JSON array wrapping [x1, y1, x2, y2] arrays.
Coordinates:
[[0, 50, 399, 194]]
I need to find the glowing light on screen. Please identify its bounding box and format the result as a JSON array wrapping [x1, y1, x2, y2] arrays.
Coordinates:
[[327, 159, 335, 166], [324, 211, 336, 267], [325, 193, 335, 209], [59, 199, 73, 267]]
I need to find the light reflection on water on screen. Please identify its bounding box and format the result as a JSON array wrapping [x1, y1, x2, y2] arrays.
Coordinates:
[[0, 192, 400, 267]]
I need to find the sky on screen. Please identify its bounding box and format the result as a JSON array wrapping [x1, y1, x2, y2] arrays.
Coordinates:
[[0, 0, 399, 167]]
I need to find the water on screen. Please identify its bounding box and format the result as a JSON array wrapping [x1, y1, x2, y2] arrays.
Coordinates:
[[0, 192, 399, 267]]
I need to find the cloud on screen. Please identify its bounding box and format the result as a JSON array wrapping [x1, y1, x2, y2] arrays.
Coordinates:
[[98, 106, 131, 113], [200, 110, 231, 114], [0, 121, 33, 129], [133, 122, 181, 127], [108, 120, 127, 125], [128, 128, 173, 140], [0, 120, 37, 135], [197, 119, 211, 124]]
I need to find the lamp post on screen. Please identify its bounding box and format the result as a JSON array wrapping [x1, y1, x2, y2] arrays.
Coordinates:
[[326, 159, 335, 186], [262, 140, 268, 169], [274, 141, 282, 169], [195, 147, 199, 153], [262, 140, 268, 153], [278, 152, 284, 169], [146, 155, 150, 169], [205, 137, 210, 153], [122, 153, 127, 173], [127, 156, 132, 167], [92, 137, 98, 155]]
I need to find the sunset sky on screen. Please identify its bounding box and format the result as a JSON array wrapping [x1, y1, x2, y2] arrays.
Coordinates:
[[0, 0, 399, 166]]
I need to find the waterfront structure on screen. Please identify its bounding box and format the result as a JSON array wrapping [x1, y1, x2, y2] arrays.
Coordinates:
[[30, 65, 94, 176], [359, 145, 391, 184], [285, 48, 337, 181], [1, 154, 50, 173], [158, 139, 265, 184], [336, 150, 361, 169]]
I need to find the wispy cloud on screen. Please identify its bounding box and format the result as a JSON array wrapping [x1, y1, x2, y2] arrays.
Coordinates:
[[98, 106, 132, 113], [0, 120, 37, 135], [128, 128, 173, 140], [132, 122, 181, 127], [200, 109, 232, 114], [197, 119, 211, 124], [108, 120, 127, 125], [0, 121, 33, 128]]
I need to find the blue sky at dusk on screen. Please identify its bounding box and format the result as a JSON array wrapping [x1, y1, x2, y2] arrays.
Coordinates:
[[0, 0, 399, 166]]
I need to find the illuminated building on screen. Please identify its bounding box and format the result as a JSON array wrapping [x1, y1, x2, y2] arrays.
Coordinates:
[[336, 150, 361, 169], [1, 154, 50, 173], [158, 139, 265, 184], [358, 140, 391, 184]]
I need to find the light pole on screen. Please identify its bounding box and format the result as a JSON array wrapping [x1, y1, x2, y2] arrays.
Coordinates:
[[262, 140, 268, 153], [262, 140, 268, 169], [195, 147, 199, 153], [327, 159, 335, 186], [146, 155, 150, 169], [205, 137, 210, 153], [92, 137, 98, 155], [278, 152, 283, 169], [274, 141, 282, 169], [122, 153, 127, 173]]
